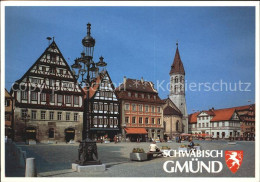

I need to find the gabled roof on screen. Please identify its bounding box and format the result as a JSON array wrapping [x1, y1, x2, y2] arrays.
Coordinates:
[[5, 88, 12, 98], [163, 105, 182, 116], [188, 112, 200, 123], [83, 70, 116, 99], [169, 45, 185, 75], [116, 78, 158, 93], [188, 104, 255, 123], [162, 98, 182, 115], [115, 77, 164, 104], [10, 40, 85, 95]]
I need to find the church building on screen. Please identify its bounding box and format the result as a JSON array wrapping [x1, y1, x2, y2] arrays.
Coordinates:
[[168, 43, 188, 133]]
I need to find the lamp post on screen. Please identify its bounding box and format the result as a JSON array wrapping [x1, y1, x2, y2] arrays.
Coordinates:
[[71, 23, 107, 166]]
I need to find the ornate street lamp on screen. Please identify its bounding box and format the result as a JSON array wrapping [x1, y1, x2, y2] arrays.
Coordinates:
[[71, 23, 107, 166]]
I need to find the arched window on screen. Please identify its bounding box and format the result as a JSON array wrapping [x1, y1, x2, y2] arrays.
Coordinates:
[[180, 85, 183, 92], [176, 120, 179, 131], [175, 76, 178, 83], [180, 76, 183, 83], [174, 86, 177, 93]]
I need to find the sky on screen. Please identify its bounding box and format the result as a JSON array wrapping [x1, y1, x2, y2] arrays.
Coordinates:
[[5, 6, 255, 114]]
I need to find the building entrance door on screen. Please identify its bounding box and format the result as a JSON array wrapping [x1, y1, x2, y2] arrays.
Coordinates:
[[26, 127, 36, 140], [65, 128, 75, 142]]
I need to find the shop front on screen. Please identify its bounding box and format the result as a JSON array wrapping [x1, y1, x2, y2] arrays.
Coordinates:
[[90, 128, 119, 142], [125, 128, 148, 142]]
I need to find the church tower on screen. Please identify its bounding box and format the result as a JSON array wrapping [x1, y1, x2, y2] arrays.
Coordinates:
[[169, 43, 188, 133]]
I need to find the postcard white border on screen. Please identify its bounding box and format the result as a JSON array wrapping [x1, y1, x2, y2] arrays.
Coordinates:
[[1, 1, 259, 182]]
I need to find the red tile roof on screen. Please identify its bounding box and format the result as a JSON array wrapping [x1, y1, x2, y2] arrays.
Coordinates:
[[116, 78, 157, 93], [169, 46, 185, 75], [115, 77, 165, 104], [125, 128, 148, 134], [188, 104, 255, 123], [188, 112, 200, 123]]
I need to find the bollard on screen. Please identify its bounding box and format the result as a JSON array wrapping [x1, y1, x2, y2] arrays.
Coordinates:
[[25, 158, 37, 177]]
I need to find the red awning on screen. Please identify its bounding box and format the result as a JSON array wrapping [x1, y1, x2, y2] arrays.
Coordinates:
[[5, 121, 11, 127], [125, 128, 148, 134]]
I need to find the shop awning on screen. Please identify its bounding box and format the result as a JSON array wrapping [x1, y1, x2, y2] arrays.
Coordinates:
[[5, 121, 11, 127], [125, 128, 148, 134]]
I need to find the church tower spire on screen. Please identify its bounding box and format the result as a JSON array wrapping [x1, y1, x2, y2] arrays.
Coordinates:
[[169, 43, 188, 133]]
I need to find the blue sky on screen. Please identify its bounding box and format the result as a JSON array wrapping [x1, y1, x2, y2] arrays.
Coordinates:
[[5, 6, 255, 113]]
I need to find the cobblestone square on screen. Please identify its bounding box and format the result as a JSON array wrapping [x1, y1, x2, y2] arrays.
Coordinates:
[[5, 140, 255, 177]]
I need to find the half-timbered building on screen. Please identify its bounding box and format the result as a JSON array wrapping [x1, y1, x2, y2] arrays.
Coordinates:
[[84, 70, 120, 141], [11, 40, 84, 142]]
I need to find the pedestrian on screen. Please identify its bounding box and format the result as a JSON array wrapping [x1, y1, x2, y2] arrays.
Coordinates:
[[114, 136, 117, 144]]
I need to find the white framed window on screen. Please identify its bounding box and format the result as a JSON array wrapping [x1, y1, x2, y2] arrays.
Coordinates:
[[151, 106, 155, 113], [57, 112, 62, 120], [74, 96, 79, 105], [58, 95, 63, 103], [125, 117, 129, 123], [128, 92, 131, 97], [74, 113, 78, 121], [41, 93, 46, 101], [49, 79, 55, 87], [31, 110, 37, 120], [93, 103, 98, 110], [145, 118, 149, 124], [109, 103, 113, 111], [125, 104, 130, 110], [151, 118, 155, 124], [114, 105, 118, 112], [145, 105, 149, 112], [139, 105, 143, 112], [157, 118, 161, 125], [135, 93, 138, 98], [31, 92, 37, 101], [104, 104, 108, 111], [99, 103, 103, 110], [21, 91, 28, 100], [132, 104, 136, 111], [66, 113, 70, 121], [65, 95, 71, 104], [147, 95, 150, 99], [139, 117, 143, 124], [21, 109, 28, 119], [41, 111, 46, 120], [157, 107, 161, 113], [50, 94, 55, 103], [132, 117, 136, 124], [114, 118, 118, 125], [49, 111, 54, 120]]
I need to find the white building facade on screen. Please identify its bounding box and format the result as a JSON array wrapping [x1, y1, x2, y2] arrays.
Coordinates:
[[189, 108, 241, 139]]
